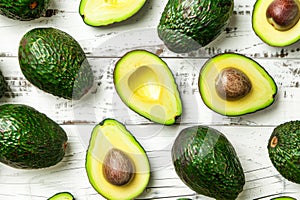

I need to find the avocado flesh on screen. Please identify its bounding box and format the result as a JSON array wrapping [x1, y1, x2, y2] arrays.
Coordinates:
[[48, 192, 74, 200], [252, 0, 300, 46], [158, 0, 234, 53], [18, 27, 94, 100], [86, 119, 150, 200], [199, 53, 277, 116], [79, 0, 146, 26], [0, 104, 67, 169], [114, 50, 182, 125], [0, 0, 50, 20], [268, 121, 300, 184], [271, 197, 297, 200], [172, 126, 245, 200]]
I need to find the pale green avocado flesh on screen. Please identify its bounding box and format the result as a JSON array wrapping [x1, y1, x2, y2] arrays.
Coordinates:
[[79, 0, 146, 26], [86, 119, 150, 200], [114, 50, 182, 125]]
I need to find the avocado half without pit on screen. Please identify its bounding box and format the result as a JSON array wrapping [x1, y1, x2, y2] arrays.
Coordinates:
[[85, 119, 150, 199], [114, 50, 182, 125], [252, 0, 300, 46], [79, 0, 146, 26], [198, 53, 277, 116]]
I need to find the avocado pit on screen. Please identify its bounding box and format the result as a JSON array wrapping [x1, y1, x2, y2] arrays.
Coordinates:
[[215, 67, 252, 101], [103, 148, 135, 186], [266, 0, 300, 31]]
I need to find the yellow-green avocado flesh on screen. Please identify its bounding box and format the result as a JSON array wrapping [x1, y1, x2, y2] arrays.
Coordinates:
[[86, 119, 150, 200], [79, 0, 146, 26], [252, 0, 300, 46], [114, 50, 182, 125], [199, 53, 277, 116]]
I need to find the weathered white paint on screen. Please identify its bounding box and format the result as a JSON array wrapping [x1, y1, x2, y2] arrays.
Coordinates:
[[0, 0, 300, 199]]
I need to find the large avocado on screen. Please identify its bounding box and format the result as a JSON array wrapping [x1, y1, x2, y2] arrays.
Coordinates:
[[157, 0, 234, 53], [18, 27, 94, 100], [113, 50, 182, 125], [252, 0, 300, 46], [86, 119, 150, 200], [79, 0, 146, 26], [0, 104, 67, 169], [198, 53, 277, 116], [268, 120, 300, 184], [172, 126, 245, 200], [0, 0, 50, 20]]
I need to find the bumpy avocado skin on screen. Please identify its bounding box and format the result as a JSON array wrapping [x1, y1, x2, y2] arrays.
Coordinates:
[[158, 0, 234, 53], [172, 126, 245, 200], [268, 121, 300, 184], [0, 0, 50, 20], [18, 27, 94, 100], [0, 104, 68, 169], [0, 70, 7, 98]]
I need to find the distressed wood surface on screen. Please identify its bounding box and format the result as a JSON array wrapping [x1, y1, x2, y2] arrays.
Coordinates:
[[0, 0, 300, 199]]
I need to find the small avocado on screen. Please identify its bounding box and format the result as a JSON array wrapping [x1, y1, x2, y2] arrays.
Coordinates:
[[0, 70, 7, 98], [252, 0, 300, 46], [198, 53, 277, 116], [0, 104, 67, 169], [157, 0, 234, 53], [85, 119, 150, 200], [113, 50, 182, 125], [48, 192, 74, 200], [268, 120, 300, 184], [0, 0, 50, 20], [172, 126, 245, 200], [18, 27, 94, 100], [79, 0, 146, 26]]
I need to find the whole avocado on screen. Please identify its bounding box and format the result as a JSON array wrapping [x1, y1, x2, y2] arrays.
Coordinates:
[[0, 104, 68, 169], [158, 0, 234, 53], [0, 0, 50, 20], [172, 126, 245, 200], [268, 120, 300, 184], [18, 27, 94, 100]]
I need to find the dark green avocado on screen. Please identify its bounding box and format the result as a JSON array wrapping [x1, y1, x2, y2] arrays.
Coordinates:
[[0, 0, 50, 20], [0, 104, 68, 169], [158, 0, 234, 53], [18, 27, 94, 100], [172, 126, 245, 200], [268, 120, 300, 184], [48, 192, 74, 200]]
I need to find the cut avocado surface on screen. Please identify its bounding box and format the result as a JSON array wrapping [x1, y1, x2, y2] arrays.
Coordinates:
[[48, 192, 74, 200], [86, 119, 150, 200], [79, 0, 146, 26], [199, 53, 277, 116], [252, 0, 300, 46], [114, 50, 182, 125]]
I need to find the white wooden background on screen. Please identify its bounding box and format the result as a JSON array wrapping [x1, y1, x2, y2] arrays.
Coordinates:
[[0, 0, 300, 199]]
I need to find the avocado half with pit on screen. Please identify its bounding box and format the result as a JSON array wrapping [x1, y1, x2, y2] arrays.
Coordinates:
[[198, 53, 277, 116], [114, 50, 182, 125], [79, 0, 146, 26], [86, 119, 150, 199], [252, 0, 300, 46]]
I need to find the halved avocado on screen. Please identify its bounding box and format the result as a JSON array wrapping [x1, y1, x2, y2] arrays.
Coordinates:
[[114, 50, 182, 125], [48, 192, 74, 200], [85, 119, 150, 200], [79, 0, 146, 26], [252, 0, 300, 46], [198, 53, 277, 116]]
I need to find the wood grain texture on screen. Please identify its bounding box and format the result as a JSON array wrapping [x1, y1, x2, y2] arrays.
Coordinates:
[[0, 0, 300, 199]]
